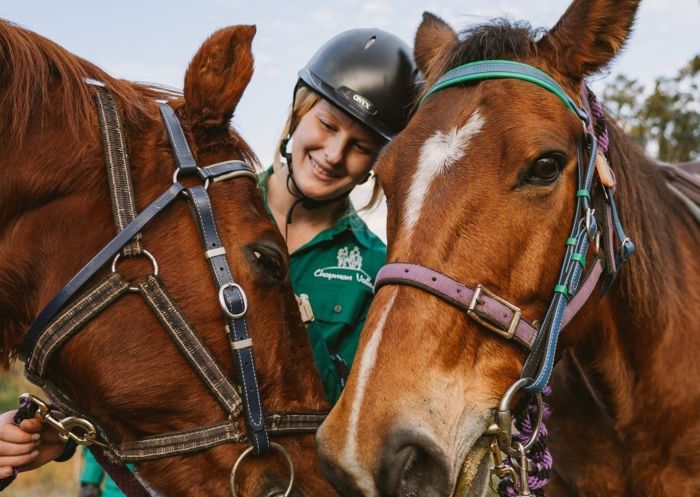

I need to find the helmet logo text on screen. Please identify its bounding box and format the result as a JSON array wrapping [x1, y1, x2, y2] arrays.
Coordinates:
[[353, 93, 372, 111]]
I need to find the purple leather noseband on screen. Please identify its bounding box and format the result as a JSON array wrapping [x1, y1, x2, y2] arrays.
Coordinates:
[[374, 260, 604, 351]]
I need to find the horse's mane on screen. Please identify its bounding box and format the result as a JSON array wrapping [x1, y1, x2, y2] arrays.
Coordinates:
[[427, 18, 700, 328], [605, 121, 699, 326], [0, 19, 169, 146]]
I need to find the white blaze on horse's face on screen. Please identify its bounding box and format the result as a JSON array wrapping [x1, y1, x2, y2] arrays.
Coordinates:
[[403, 111, 485, 240], [339, 288, 399, 497]]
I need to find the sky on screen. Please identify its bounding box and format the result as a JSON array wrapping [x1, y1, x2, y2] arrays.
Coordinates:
[[3, 0, 699, 238]]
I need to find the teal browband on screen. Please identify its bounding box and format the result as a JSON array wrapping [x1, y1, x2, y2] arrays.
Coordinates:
[[420, 59, 589, 124]]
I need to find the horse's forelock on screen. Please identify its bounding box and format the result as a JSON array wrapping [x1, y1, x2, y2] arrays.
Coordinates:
[[418, 19, 546, 103]]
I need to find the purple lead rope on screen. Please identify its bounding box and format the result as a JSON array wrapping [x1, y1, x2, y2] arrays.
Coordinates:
[[498, 385, 553, 497]]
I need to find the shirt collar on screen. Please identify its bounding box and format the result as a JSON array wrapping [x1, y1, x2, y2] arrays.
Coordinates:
[[258, 166, 373, 250]]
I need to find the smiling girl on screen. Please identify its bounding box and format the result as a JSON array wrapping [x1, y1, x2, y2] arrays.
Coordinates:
[[262, 28, 417, 405]]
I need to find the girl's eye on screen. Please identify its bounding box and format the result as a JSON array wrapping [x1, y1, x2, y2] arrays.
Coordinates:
[[355, 143, 372, 154], [319, 119, 334, 131]]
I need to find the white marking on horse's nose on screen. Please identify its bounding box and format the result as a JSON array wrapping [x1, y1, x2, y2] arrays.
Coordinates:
[[340, 288, 398, 497], [403, 111, 484, 238]]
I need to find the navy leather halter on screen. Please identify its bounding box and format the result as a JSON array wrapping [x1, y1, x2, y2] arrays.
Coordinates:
[[376, 60, 635, 394], [20, 101, 270, 453]]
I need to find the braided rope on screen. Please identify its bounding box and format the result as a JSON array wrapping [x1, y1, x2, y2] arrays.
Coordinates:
[[497, 385, 553, 497]]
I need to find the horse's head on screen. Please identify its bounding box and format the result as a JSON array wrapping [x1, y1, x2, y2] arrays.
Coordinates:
[[318, 1, 642, 496], [0, 21, 335, 497]]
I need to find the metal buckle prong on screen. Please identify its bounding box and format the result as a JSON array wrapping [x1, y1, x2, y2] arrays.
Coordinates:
[[467, 284, 522, 340]]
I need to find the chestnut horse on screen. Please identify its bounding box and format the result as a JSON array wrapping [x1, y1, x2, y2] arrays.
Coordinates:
[[318, 1, 700, 496], [0, 20, 337, 497]]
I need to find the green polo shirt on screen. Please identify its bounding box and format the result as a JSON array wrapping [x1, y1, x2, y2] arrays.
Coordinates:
[[259, 168, 386, 405]]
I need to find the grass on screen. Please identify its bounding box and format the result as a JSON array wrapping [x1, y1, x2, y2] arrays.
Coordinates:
[[1, 362, 80, 497]]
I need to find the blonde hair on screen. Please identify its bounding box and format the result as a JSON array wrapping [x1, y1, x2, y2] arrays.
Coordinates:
[[273, 86, 384, 212]]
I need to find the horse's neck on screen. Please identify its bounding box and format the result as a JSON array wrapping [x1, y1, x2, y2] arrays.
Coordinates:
[[550, 268, 700, 495], [0, 114, 126, 368], [548, 204, 700, 495]]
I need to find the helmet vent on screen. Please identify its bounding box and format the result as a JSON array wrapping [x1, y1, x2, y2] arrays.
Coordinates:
[[364, 36, 377, 50]]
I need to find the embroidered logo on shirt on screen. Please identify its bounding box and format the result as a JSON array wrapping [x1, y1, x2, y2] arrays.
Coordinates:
[[337, 246, 363, 269], [314, 245, 373, 289]]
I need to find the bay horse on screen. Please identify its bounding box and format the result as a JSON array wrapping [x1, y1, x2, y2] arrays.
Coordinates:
[[0, 20, 337, 497], [317, 1, 700, 496]]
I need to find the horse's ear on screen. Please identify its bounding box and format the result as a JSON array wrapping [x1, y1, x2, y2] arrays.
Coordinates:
[[184, 25, 255, 128], [415, 12, 458, 82], [538, 0, 640, 81]]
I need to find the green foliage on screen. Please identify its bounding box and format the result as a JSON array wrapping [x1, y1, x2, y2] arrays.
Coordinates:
[[602, 55, 700, 162]]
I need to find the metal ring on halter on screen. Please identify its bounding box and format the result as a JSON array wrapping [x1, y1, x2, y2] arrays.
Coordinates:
[[172, 167, 210, 190], [111, 249, 159, 292], [219, 282, 248, 319], [494, 378, 543, 457], [229, 442, 294, 497], [19, 393, 49, 416]]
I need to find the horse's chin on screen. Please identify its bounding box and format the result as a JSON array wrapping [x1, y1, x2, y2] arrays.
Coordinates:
[[452, 437, 492, 497]]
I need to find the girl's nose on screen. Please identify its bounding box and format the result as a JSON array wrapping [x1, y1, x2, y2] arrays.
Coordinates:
[[324, 135, 347, 166]]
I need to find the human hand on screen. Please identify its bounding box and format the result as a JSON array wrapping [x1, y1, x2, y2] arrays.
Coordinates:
[[0, 409, 67, 476]]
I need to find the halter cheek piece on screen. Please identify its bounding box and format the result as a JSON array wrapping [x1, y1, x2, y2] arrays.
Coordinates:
[[4, 83, 326, 497]]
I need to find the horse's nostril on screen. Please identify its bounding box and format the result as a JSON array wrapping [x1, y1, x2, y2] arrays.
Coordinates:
[[378, 429, 451, 497], [378, 445, 418, 496]]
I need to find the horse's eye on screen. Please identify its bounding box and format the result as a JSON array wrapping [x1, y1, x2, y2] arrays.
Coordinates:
[[250, 247, 286, 281], [527, 155, 564, 184]]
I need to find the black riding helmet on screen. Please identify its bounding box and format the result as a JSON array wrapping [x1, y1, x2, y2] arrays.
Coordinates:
[[298, 28, 417, 141], [280, 28, 417, 227]]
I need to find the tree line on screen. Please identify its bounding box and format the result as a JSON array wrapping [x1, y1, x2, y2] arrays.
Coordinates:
[[602, 55, 699, 163]]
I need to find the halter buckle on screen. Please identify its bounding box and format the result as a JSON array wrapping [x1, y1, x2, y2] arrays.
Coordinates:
[[467, 284, 522, 340]]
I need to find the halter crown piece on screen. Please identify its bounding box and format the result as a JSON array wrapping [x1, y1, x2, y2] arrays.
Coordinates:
[[374, 59, 635, 497]]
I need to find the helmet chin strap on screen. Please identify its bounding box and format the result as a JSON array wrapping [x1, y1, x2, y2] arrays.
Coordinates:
[[279, 134, 353, 222]]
